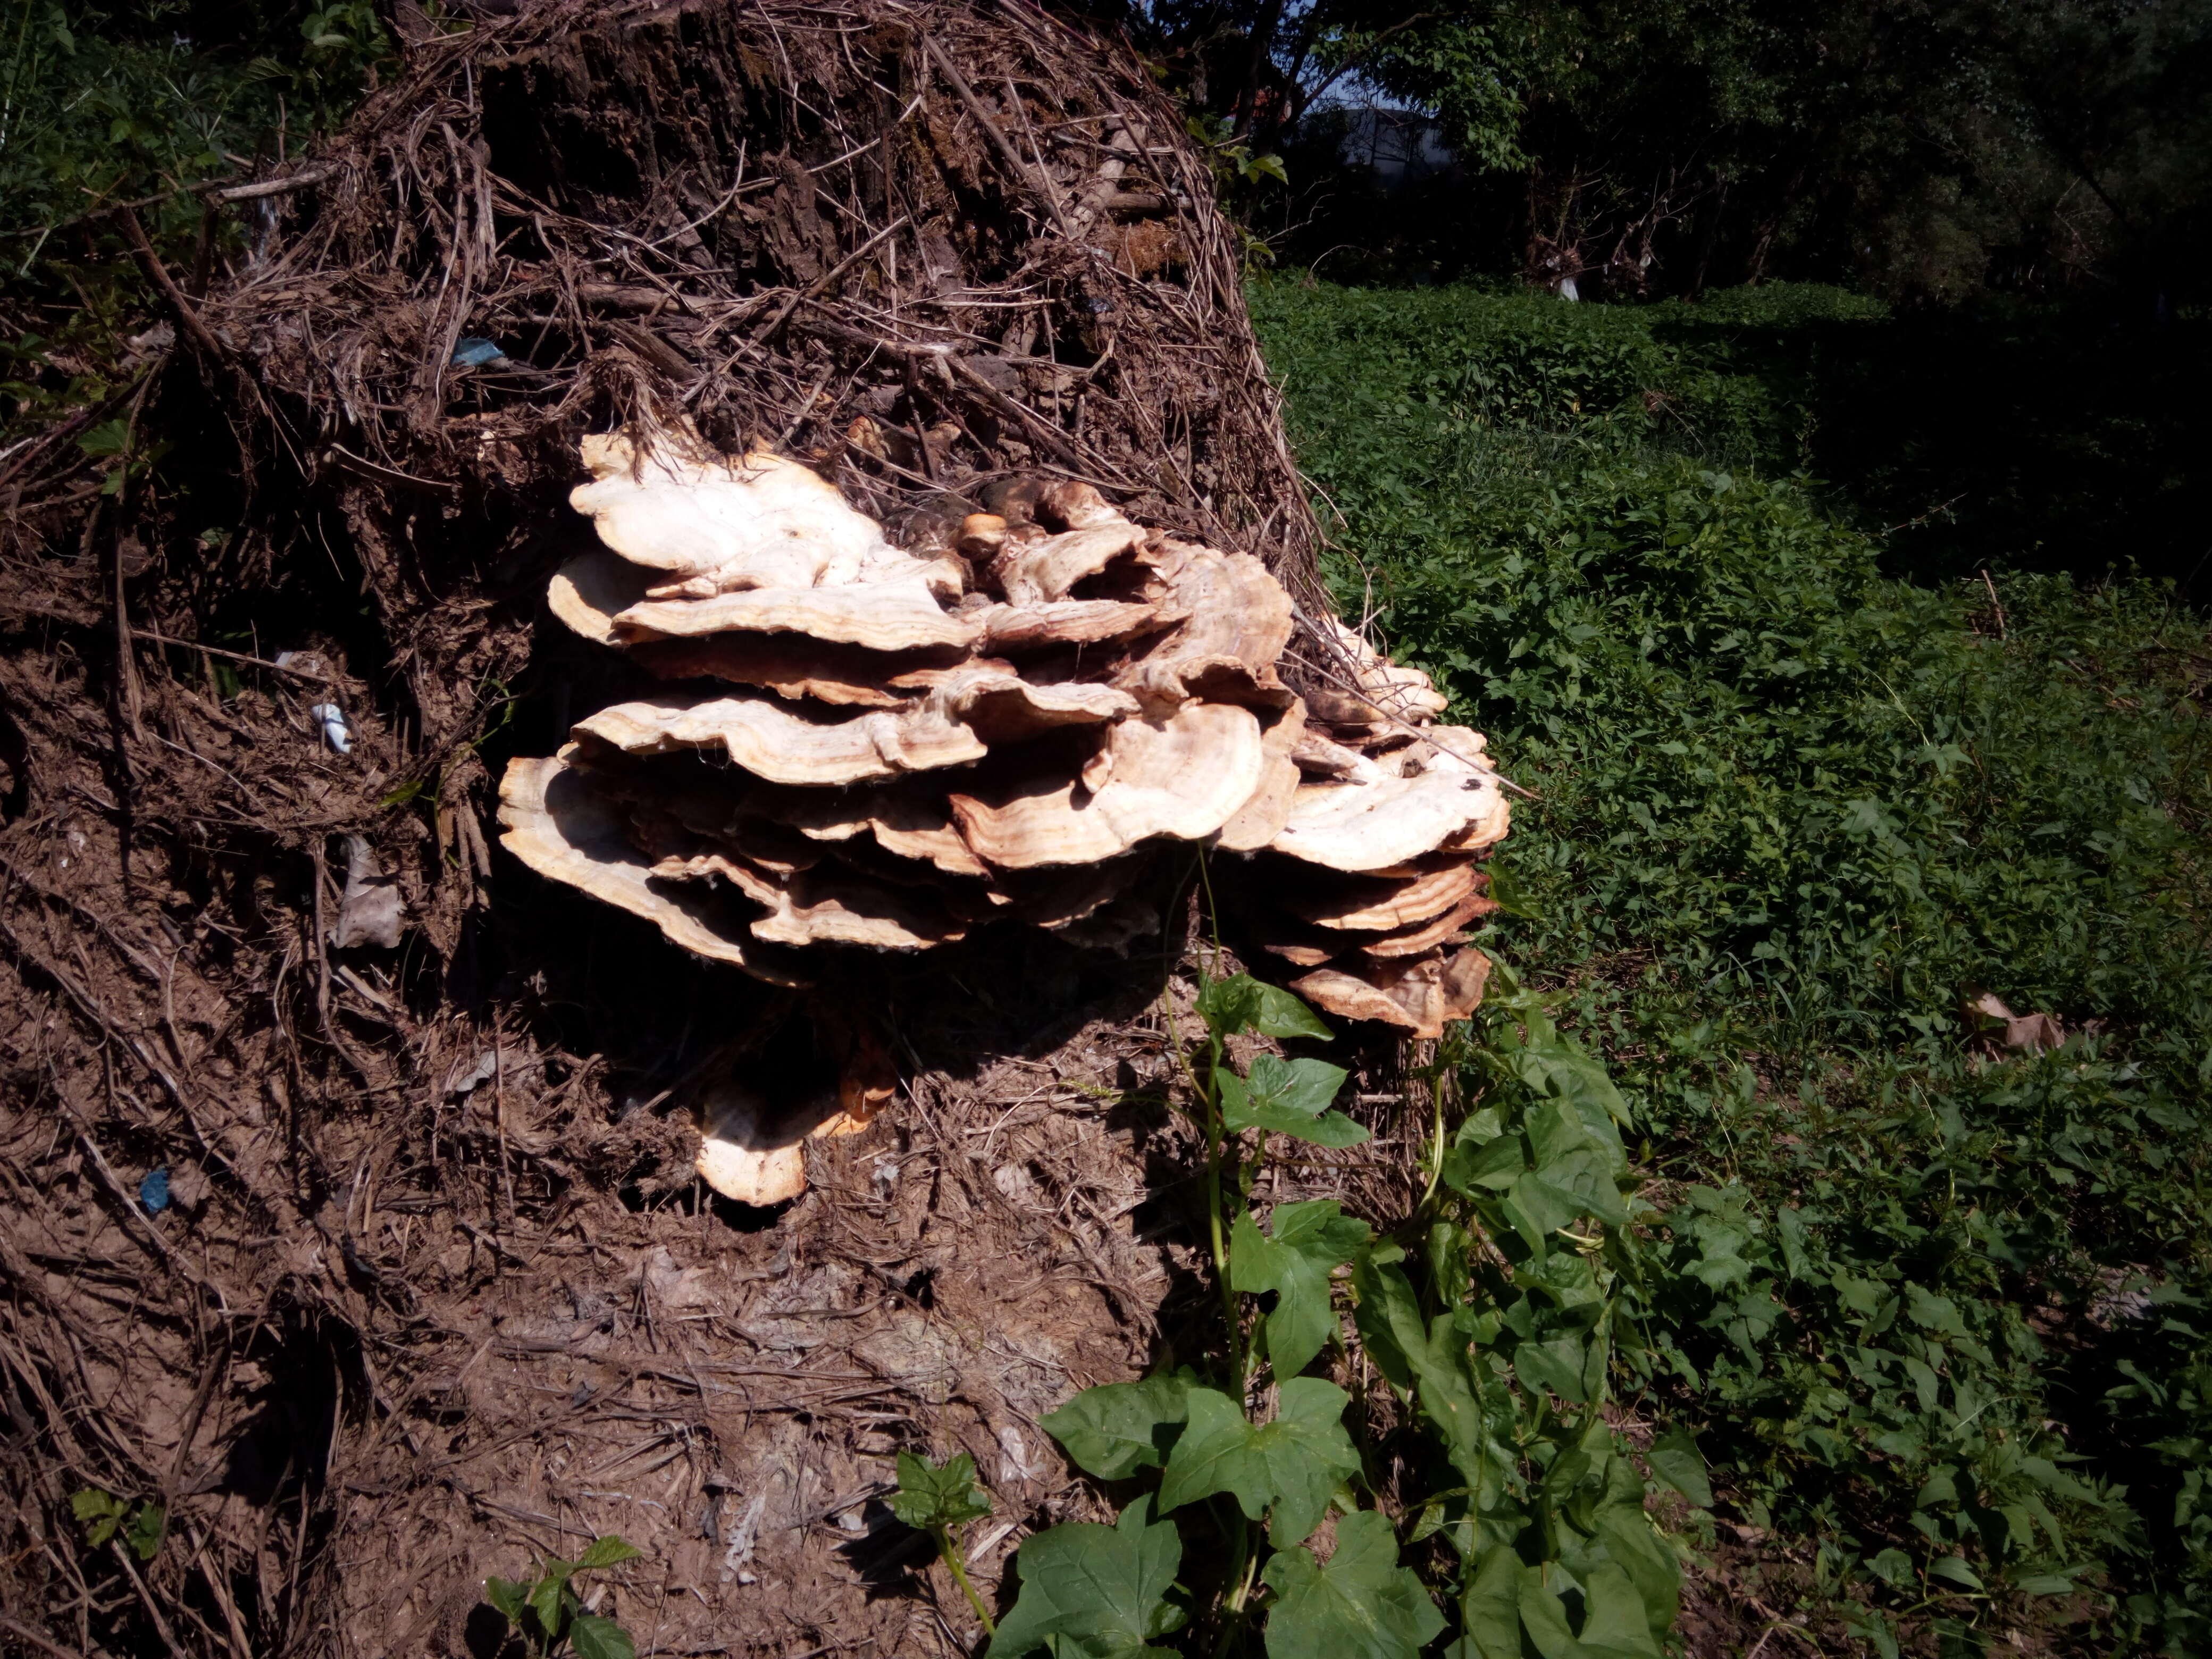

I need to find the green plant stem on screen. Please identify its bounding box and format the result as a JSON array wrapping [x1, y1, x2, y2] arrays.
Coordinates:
[[934, 1528, 995, 1637], [1160, 986, 1244, 1386], [1415, 1070, 1450, 1215], [1203, 1043, 1245, 1388], [1212, 1503, 1259, 1658]]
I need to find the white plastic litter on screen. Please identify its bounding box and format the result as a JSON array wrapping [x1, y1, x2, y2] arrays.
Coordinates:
[[308, 702, 351, 753]]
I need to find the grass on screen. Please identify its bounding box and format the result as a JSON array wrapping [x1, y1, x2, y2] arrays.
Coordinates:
[[0, 0, 389, 441], [1250, 278, 2212, 1654]]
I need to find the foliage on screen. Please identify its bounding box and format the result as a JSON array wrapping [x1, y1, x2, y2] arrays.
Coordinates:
[[480, 1536, 643, 1659], [1255, 275, 2212, 1652], [990, 1498, 1186, 1659], [70, 1488, 165, 1560], [0, 0, 391, 441], [893, 1451, 1000, 1635], [1249, 274, 2212, 610], [1121, 0, 2212, 299], [991, 969, 1694, 1657], [0, 0, 388, 234]]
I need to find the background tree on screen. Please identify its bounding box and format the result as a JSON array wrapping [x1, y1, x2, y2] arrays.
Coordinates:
[[1099, 0, 2212, 301]]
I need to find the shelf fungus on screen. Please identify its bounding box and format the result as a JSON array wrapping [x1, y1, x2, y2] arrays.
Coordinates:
[[500, 427, 1514, 1197]]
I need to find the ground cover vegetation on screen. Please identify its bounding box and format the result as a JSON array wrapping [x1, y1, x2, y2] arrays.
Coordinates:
[[1250, 275, 2212, 1653], [0, 0, 390, 444], [896, 963, 1696, 1659]]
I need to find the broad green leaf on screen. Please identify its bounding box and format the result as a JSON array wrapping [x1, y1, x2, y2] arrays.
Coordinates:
[[1231, 1101, 1370, 1146], [1352, 1255, 1490, 1492], [1231, 1200, 1370, 1378], [1645, 1425, 1712, 1507], [1535, 1147, 1631, 1226], [1926, 1556, 1982, 1590], [1864, 1548, 1913, 1587], [1514, 1569, 1582, 1659], [891, 1451, 992, 1531], [1906, 1284, 1966, 1337], [1225, 1055, 1347, 1119], [1513, 1333, 1589, 1402], [1250, 982, 1335, 1041], [1444, 1126, 1528, 1194], [1573, 1562, 1664, 1658], [1220, 1057, 1367, 1146], [71, 1489, 128, 1548], [1351, 1254, 1422, 1392], [1527, 1099, 1593, 1167], [1196, 974, 1335, 1041], [482, 1577, 527, 1623], [1843, 1610, 1901, 1659], [568, 1614, 636, 1659], [527, 1563, 574, 1636], [1482, 865, 1542, 920], [125, 1502, 166, 1562], [574, 1535, 643, 1570], [2016, 1573, 2075, 1595], [77, 418, 131, 458], [987, 1497, 1185, 1658], [1157, 1379, 1358, 1547], [1448, 1548, 1523, 1659], [1902, 1354, 1941, 1413], [1260, 1510, 1444, 1659], [1775, 1205, 1811, 1280], [1507, 1028, 1633, 1137], [1041, 1374, 1193, 1480], [1195, 974, 1264, 1037], [1592, 1505, 1682, 1639], [1506, 1170, 1587, 1237]]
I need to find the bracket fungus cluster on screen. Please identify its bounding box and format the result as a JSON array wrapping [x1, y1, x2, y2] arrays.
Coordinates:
[[499, 428, 1510, 1200], [1239, 619, 1513, 1040]]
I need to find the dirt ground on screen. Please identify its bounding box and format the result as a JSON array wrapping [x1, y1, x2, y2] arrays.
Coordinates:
[[0, 718, 1431, 1656]]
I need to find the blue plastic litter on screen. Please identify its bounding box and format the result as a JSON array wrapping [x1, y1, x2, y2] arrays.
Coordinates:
[[451, 337, 508, 367], [139, 1168, 170, 1213]]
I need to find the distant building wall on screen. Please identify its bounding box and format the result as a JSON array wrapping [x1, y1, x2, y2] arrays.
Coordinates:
[[1336, 105, 1454, 190]]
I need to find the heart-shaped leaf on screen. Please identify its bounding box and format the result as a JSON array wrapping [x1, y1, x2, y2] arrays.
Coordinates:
[[1157, 1378, 1358, 1547], [1260, 1510, 1444, 1659], [1195, 975, 1334, 1041], [568, 1614, 636, 1659], [1041, 1373, 1193, 1480], [890, 1451, 991, 1531], [482, 1576, 527, 1624], [1231, 1201, 1371, 1378], [574, 1535, 643, 1571], [1220, 1055, 1367, 1146], [1646, 1426, 1712, 1508], [988, 1497, 1185, 1658]]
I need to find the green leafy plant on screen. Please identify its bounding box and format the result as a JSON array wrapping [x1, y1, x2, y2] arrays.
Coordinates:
[[891, 1451, 998, 1636], [480, 1536, 643, 1659], [1187, 113, 1289, 189], [1, 0, 394, 451], [985, 966, 1690, 1657], [1365, 967, 1694, 1657], [993, 971, 1420, 1656], [70, 1488, 164, 1560]]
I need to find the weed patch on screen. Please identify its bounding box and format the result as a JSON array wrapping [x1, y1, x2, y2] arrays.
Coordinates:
[[1253, 278, 2212, 1653]]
